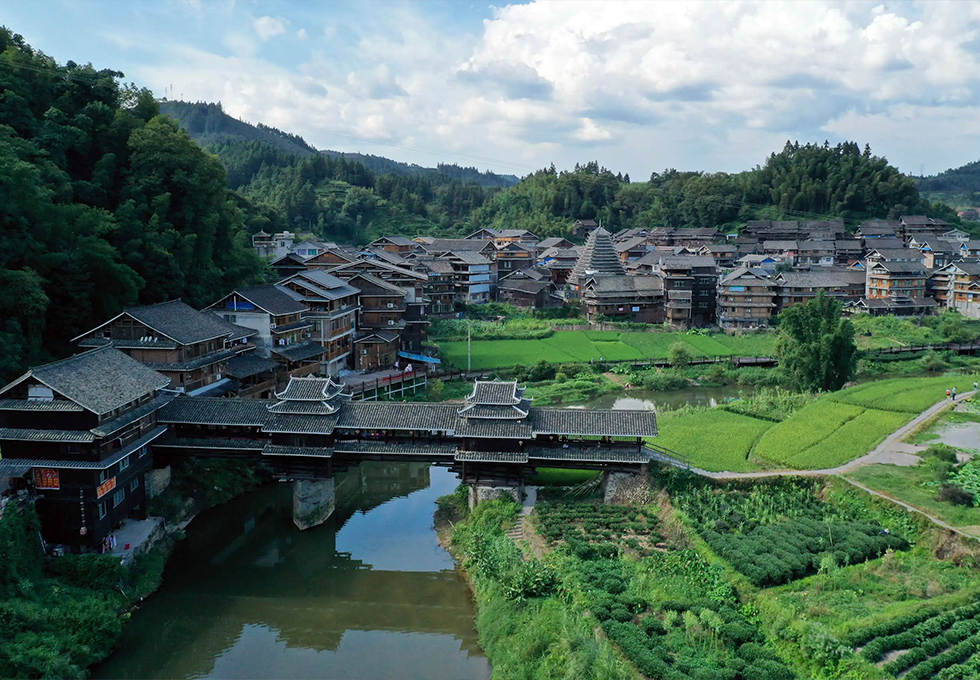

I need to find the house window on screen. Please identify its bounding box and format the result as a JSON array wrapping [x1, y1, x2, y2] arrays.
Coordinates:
[[130, 478, 140, 492], [139, 445, 148, 458], [119, 455, 130, 471], [98, 502, 106, 520], [673, 281, 685, 288], [98, 469, 109, 484], [113, 489, 126, 508]]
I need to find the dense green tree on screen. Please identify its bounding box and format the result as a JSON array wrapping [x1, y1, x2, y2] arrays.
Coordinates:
[[775, 292, 857, 392], [0, 27, 268, 379]]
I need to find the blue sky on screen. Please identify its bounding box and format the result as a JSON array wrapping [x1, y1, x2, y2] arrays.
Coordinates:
[[5, 1, 980, 178]]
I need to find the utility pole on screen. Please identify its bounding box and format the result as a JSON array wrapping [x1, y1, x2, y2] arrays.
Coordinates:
[[467, 319, 472, 372]]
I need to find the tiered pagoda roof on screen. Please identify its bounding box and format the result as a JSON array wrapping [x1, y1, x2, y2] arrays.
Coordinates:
[[458, 380, 531, 419], [569, 227, 626, 284], [268, 376, 351, 415]]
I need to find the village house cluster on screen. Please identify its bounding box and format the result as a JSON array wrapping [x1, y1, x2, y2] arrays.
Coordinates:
[[256, 214, 979, 334]]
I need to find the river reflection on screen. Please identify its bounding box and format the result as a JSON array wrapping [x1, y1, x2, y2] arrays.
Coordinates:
[[94, 463, 491, 680], [578, 384, 755, 411]]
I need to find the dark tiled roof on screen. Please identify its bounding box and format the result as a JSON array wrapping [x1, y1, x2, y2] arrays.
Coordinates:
[[570, 227, 626, 282], [262, 443, 333, 457], [371, 235, 415, 246], [156, 437, 264, 451], [90, 394, 175, 438], [272, 341, 327, 362], [225, 355, 279, 380], [498, 279, 551, 295], [8, 347, 169, 415], [466, 380, 523, 405], [267, 400, 341, 415], [775, 270, 865, 288], [353, 330, 400, 343], [143, 347, 239, 372], [537, 237, 570, 249], [158, 397, 273, 426], [334, 440, 456, 456], [530, 408, 658, 437], [232, 285, 308, 315], [527, 447, 648, 463], [338, 402, 459, 431], [275, 376, 347, 401], [262, 413, 338, 434], [0, 399, 83, 412], [869, 261, 926, 274], [0, 428, 95, 443], [445, 250, 491, 265], [424, 238, 492, 252], [455, 418, 534, 439], [455, 451, 529, 463], [457, 401, 531, 419], [126, 300, 237, 344]]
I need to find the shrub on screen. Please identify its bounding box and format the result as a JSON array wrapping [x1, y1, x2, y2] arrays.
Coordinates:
[[922, 443, 960, 463], [667, 342, 692, 368], [937, 483, 975, 506]]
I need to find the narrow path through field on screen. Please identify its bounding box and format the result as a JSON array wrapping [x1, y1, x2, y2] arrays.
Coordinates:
[[646, 390, 979, 538]]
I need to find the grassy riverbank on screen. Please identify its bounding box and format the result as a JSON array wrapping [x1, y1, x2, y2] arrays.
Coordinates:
[[0, 503, 170, 679], [0, 457, 273, 678]]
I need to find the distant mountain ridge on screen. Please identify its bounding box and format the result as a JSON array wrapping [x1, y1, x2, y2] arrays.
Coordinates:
[[160, 100, 519, 187]]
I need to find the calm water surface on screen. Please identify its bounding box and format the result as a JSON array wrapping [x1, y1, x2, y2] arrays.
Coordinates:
[[95, 463, 491, 680], [579, 384, 756, 411]]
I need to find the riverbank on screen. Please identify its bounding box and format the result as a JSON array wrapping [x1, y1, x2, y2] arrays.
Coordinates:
[[0, 456, 275, 678]]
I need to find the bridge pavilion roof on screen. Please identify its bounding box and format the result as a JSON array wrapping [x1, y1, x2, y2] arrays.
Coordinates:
[[458, 380, 531, 419], [268, 376, 351, 416]]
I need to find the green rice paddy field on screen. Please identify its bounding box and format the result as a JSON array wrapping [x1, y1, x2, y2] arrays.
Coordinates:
[[439, 330, 776, 370], [651, 375, 979, 473]]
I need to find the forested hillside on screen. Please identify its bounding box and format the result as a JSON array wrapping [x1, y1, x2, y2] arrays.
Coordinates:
[[159, 100, 317, 156], [465, 143, 955, 237], [321, 150, 519, 187], [0, 29, 269, 381], [916, 159, 980, 208]]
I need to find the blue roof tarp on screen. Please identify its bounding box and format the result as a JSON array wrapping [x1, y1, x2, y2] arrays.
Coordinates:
[[397, 351, 441, 364]]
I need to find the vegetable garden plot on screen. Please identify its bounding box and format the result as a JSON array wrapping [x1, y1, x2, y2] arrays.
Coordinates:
[[542, 514, 796, 680], [671, 479, 909, 587], [533, 501, 662, 556], [849, 601, 980, 680]]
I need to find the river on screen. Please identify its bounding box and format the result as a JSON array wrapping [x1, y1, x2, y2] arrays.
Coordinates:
[[94, 463, 492, 680], [579, 384, 755, 411]]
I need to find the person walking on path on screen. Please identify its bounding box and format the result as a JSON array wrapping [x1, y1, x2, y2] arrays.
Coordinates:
[[953, 387, 958, 401], [974, 380, 978, 392], [947, 388, 952, 399]]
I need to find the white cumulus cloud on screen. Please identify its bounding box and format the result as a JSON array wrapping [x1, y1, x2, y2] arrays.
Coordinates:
[[253, 15, 288, 41]]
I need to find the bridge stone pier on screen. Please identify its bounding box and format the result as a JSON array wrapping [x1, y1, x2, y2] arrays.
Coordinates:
[[293, 477, 336, 530], [467, 483, 522, 511], [602, 466, 650, 505]]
